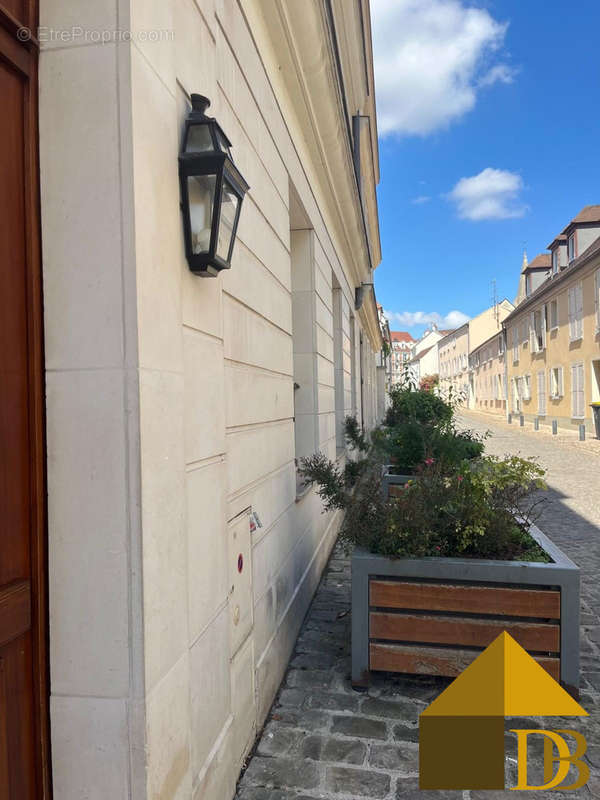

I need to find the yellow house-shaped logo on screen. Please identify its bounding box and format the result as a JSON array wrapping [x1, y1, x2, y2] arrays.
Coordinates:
[[419, 632, 587, 790]]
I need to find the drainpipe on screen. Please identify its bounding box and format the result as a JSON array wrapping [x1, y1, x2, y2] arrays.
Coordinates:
[[502, 325, 509, 422]]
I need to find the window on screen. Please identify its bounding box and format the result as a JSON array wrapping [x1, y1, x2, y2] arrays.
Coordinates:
[[531, 306, 546, 352], [290, 226, 317, 467], [513, 376, 522, 412], [497, 374, 503, 400], [498, 334, 504, 356], [568, 283, 583, 341], [595, 269, 600, 332], [512, 326, 519, 364], [549, 366, 564, 399], [552, 249, 559, 275], [549, 298, 558, 330], [537, 370, 546, 415], [568, 233, 576, 262], [571, 362, 585, 418], [523, 374, 531, 402], [332, 279, 346, 452]]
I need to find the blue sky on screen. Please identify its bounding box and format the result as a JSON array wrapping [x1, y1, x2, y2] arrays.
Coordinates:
[[371, 0, 600, 336]]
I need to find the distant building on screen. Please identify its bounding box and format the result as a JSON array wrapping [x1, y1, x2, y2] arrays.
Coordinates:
[[389, 330, 415, 385], [438, 301, 513, 405], [469, 331, 507, 416], [407, 324, 451, 384], [378, 305, 393, 415]]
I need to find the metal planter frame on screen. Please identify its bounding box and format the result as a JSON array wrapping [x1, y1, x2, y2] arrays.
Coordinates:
[[351, 524, 580, 696]]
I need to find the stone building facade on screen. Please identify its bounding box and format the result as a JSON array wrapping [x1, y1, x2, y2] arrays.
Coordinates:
[[33, 1, 384, 799], [388, 330, 415, 385]]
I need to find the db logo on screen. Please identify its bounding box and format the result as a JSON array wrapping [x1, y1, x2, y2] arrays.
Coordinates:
[[511, 729, 589, 791], [419, 634, 589, 792]]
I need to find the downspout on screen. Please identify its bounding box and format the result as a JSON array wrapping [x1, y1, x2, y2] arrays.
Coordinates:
[[323, 0, 374, 275], [503, 324, 509, 421]]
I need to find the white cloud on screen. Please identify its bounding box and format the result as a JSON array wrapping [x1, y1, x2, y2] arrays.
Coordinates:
[[447, 167, 528, 220], [411, 195, 432, 205], [477, 63, 519, 88], [371, 0, 515, 136], [385, 309, 470, 329]]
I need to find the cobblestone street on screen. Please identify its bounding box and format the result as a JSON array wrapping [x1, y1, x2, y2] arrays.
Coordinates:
[[236, 413, 600, 799]]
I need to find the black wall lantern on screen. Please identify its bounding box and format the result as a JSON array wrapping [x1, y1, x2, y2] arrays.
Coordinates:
[[179, 94, 249, 277]]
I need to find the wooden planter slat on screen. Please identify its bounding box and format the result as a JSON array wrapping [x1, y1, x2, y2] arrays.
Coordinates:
[[369, 642, 560, 681], [369, 580, 561, 619], [369, 611, 560, 652]]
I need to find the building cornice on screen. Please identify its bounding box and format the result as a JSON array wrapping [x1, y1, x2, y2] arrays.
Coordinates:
[[255, 0, 380, 286]]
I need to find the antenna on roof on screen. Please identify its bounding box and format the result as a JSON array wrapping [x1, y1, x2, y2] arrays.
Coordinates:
[[490, 278, 499, 326]]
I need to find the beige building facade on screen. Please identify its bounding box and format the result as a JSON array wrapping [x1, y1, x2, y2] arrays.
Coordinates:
[[37, 2, 383, 799], [438, 301, 513, 406], [505, 209, 600, 433], [469, 331, 507, 415], [438, 323, 469, 401], [407, 325, 449, 385]]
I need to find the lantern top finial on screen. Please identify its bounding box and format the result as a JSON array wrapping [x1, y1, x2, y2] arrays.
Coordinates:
[[191, 94, 211, 115]]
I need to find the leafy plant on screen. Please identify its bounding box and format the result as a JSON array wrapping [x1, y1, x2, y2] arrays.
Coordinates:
[[298, 452, 348, 512], [374, 418, 486, 474], [344, 415, 368, 453], [301, 448, 549, 563], [337, 455, 549, 562], [419, 373, 439, 392], [384, 384, 453, 429]]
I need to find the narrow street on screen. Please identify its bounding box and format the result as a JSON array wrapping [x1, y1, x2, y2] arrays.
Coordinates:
[[237, 413, 600, 800]]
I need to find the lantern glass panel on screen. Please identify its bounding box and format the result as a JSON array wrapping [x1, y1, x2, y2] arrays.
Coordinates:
[[186, 124, 214, 153], [217, 181, 239, 261], [215, 129, 231, 155], [187, 174, 216, 254]]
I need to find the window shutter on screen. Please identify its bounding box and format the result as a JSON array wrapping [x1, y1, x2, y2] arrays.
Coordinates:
[[541, 305, 547, 349], [558, 366, 564, 397], [571, 364, 577, 416], [537, 371, 546, 414], [548, 368, 554, 398], [596, 270, 600, 331], [529, 312, 536, 351], [578, 284, 584, 340], [568, 288, 575, 340]]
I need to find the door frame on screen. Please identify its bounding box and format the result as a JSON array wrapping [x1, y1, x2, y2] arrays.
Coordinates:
[[0, 2, 51, 795]]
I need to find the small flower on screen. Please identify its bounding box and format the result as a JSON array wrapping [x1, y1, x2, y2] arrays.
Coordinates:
[[457, 475, 464, 483], [424, 457, 435, 466], [435, 546, 441, 551]]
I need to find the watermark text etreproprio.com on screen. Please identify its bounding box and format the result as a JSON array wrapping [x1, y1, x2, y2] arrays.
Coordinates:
[[17, 26, 174, 44]]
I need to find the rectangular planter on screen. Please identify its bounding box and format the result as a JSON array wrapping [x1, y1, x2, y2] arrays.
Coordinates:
[[351, 524, 580, 696], [381, 466, 412, 499]]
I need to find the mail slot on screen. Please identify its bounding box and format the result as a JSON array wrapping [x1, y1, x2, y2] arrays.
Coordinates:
[[227, 507, 253, 657]]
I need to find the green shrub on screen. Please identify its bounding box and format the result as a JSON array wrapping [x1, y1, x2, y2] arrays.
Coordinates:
[[300, 449, 549, 563], [384, 385, 453, 429], [375, 420, 485, 474], [344, 415, 368, 453]]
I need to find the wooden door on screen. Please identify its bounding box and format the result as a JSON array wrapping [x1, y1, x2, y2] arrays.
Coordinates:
[[0, 2, 50, 798]]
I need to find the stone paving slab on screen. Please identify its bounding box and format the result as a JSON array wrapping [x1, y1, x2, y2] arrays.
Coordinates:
[[236, 415, 600, 799]]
